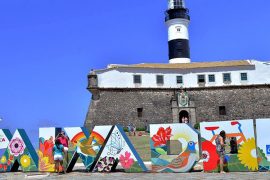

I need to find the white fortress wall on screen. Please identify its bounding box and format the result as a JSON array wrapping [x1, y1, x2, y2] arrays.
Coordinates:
[[96, 60, 270, 88]]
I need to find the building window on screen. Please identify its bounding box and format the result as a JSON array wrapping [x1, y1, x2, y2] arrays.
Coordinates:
[[133, 75, 141, 84], [198, 75, 205, 83], [219, 106, 226, 115], [208, 74, 215, 83], [240, 73, 248, 81], [156, 75, 164, 84], [223, 73, 231, 83], [137, 108, 143, 118], [176, 76, 183, 84]]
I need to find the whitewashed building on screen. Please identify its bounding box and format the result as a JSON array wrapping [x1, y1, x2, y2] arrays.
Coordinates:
[[94, 60, 270, 89]]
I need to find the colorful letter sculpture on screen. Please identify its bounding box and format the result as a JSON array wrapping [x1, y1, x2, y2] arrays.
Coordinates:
[[92, 125, 147, 173], [3, 118, 270, 174], [38, 125, 146, 173], [0, 129, 12, 171], [256, 119, 270, 171], [64, 126, 112, 172], [38, 127, 62, 172], [150, 123, 200, 172], [0, 129, 38, 172], [200, 119, 258, 172]]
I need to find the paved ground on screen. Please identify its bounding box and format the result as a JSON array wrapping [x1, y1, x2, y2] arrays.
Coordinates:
[[0, 163, 269, 179], [1, 172, 270, 180]]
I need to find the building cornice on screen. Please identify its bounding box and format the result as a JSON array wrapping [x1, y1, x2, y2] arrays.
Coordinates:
[[88, 84, 270, 92]]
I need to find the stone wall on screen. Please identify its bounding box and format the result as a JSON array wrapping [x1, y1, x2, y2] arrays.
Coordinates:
[[190, 85, 270, 122], [84, 85, 270, 130]]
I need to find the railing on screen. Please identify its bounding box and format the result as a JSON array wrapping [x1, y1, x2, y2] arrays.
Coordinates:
[[165, 9, 190, 21]]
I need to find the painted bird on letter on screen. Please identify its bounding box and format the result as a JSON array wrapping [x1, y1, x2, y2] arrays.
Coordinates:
[[74, 137, 101, 156], [167, 141, 198, 172]]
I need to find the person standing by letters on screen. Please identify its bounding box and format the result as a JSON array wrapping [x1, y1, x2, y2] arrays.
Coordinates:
[[215, 130, 226, 173], [53, 139, 65, 174], [56, 131, 69, 169]]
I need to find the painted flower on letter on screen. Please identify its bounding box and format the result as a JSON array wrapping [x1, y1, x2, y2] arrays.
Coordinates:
[[201, 140, 219, 171], [94, 156, 116, 172], [9, 138, 25, 157], [0, 156, 7, 164], [38, 150, 55, 171], [39, 136, 54, 157], [152, 126, 172, 147], [119, 151, 134, 169], [237, 138, 258, 171], [20, 155, 31, 168]]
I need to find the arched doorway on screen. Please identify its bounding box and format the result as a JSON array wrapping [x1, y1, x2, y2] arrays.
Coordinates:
[[179, 110, 189, 123]]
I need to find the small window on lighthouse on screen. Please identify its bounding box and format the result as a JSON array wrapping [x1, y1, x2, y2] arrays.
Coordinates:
[[176, 26, 181, 32]]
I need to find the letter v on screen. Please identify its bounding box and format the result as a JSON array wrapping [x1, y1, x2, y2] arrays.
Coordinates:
[[64, 126, 113, 172], [91, 125, 148, 172]]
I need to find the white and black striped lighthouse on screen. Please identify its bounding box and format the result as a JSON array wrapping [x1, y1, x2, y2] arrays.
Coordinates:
[[166, 0, 191, 64]]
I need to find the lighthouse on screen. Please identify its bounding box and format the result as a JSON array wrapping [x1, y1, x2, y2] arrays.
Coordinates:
[[166, 0, 191, 64]]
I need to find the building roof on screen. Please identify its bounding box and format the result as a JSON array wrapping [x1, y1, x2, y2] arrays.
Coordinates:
[[107, 60, 253, 70]]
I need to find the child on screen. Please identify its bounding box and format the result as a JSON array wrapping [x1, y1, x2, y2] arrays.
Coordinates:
[[53, 139, 65, 174]]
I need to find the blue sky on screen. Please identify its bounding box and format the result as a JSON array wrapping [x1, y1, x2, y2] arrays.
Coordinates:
[[0, 0, 270, 148]]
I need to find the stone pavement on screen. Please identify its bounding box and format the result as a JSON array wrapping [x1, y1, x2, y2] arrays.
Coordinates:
[[0, 172, 270, 180]]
